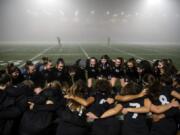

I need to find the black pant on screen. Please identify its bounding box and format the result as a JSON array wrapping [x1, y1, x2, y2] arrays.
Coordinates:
[[91, 118, 120, 135], [56, 121, 87, 135]]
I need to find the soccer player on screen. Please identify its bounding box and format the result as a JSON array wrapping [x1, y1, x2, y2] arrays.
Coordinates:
[[57, 37, 62, 49], [40, 59, 53, 84], [86, 80, 122, 135], [52, 58, 70, 84], [6, 63, 24, 85], [86, 57, 99, 88], [120, 82, 150, 135], [56, 80, 89, 135], [0, 72, 28, 135], [136, 60, 152, 85], [148, 80, 179, 135], [124, 58, 138, 83], [98, 55, 111, 80], [110, 57, 125, 91], [19, 86, 62, 135]]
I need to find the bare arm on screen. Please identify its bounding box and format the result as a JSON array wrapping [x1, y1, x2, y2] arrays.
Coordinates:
[[115, 89, 147, 102], [100, 104, 122, 119], [150, 99, 179, 114], [171, 90, 180, 100], [64, 95, 95, 107], [125, 98, 151, 113], [124, 98, 179, 114]]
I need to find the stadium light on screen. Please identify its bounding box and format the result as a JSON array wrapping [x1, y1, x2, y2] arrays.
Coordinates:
[[74, 10, 79, 17], [146, 0, 162, 6], [113, 14, 118, 17], [140, 0, 167, 13], [90, 10, 95, 15], [34, 0, 66, 8], [36, 0, 57, 5], [121, 12, 125, 16], [106, 11, 110, 15]]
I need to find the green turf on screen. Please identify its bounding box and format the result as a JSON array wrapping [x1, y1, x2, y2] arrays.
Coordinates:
[[0, 43, 180, 70]]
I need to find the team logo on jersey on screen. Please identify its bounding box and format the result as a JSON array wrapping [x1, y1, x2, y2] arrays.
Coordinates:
[[159, 95, 169, 105], [99, 99, 106, 104], [115, 69, 119, 73]]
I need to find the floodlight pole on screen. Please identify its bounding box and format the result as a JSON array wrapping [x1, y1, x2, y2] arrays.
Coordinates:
[[57, 37, 62, 48], [107, 37, 111, 47]]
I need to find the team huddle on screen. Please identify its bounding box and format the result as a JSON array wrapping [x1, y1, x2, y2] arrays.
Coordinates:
[[0, 54, 180, 135]]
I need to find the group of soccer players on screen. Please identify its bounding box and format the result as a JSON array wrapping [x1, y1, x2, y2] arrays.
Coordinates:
[[0, 54, 180, 135]]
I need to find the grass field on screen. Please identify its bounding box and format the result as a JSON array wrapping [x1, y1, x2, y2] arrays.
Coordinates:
[[0, 43, 180, 70]]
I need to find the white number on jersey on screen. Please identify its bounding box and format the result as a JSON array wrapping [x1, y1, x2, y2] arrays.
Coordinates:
[[78, 106, 84, 116], [159, 95, 169, 105], [99, 99, 106, 104], [129, 103, 141, 119]]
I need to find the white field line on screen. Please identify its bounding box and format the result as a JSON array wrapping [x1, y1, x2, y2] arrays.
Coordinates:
[[45, 53, 85, 56], [18, 46, 55, 68], [30, 46, 55, 61], [79, 45, 90, 59], [0, 60, 23, 66], [33, 60, 40, 65]]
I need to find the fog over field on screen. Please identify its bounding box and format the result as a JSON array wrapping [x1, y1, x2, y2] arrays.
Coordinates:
[[0, 0, 180, 44]]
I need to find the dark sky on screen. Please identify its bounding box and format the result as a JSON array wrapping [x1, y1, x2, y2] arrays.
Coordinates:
[[0, 0, 180, 44]]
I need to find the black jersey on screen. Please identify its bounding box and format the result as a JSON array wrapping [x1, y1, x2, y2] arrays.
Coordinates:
[[137, 73, 145, 85], [98, 63, 111, 79], [88, 91, 114, 117], [111, 65, 124, 78], [56, 97, 88, 135], [122, 97, 147, 122], [62, 105, 87, 126], [52, 67, 70, 83], [0, 90, 19, 135], [174, 87, 180, 95], [151, 86, 173, 106], [165, 87, 180, 131], [40, 69, 53, 83], [150, 86, 177, 135], [173, 87, 180, 104], [176, 87, 180, 92], [173, 87, 180, 130], [125, 67, 138, 82], [89, 91, 120, 135], [19, 89, 59, 135], [121, 97, 149, 135], [56, 108, 88, 135], [72, 67, 86, 82], [11, 73, 24, 85], [86, 66, 99, 79], [0, 85, 28, 135], [23, 71, 44, 87], [6, 84, 33, 99]]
